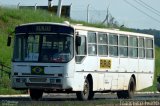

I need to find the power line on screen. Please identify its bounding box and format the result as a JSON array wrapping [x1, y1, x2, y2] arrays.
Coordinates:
[[134, 0, 160, 17], [138, 0, 160, 15], [123, 0, 160, 24]]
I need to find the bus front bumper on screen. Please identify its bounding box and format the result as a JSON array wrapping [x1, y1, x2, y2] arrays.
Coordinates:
[[11, 76, 71, 90]]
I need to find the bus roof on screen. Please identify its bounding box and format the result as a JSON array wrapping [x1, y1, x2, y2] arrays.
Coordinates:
[[71, 24, 154, 38], [17, 22, 70, 27], [16, 22, 153, 38]]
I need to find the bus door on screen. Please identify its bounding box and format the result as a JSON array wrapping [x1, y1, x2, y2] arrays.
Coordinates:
[[75, 30, 87, 72]]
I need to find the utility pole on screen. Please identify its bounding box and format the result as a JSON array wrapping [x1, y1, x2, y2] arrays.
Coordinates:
[[35, 3, 37, 11], [57, 0, 63, 17], [101, 6, 109, 26], [48, 0, 52, 8], [48, 0, 52, 7], [87, 4, 90, 23], [48, 0, 52, 10], [17, 2, 20, 9]]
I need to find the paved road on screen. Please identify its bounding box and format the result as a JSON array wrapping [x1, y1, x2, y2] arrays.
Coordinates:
[[0, 93, 160, 105]]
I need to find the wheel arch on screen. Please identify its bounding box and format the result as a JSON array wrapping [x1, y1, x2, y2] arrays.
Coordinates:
[[131, 74, 136, 90], [87, 74, 93, 90], [131, 74, 136, 85], [76, 74, 94, 100]]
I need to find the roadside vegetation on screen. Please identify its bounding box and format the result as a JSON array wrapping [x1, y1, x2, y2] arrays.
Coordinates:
[[0, 7, 159, 94]]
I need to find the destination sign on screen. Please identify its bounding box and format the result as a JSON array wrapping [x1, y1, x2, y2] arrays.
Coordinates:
[[15, 24, 74, 34], [36, 26, 51, 32]]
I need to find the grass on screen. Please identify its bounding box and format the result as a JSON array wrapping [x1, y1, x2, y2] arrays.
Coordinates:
[[0, 87, 21, 95], [0, 7, 160, 94], [0, 99, 120, 106]]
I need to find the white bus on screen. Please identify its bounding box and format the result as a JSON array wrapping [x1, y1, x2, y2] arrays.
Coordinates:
[[8, 22, 155, 100]]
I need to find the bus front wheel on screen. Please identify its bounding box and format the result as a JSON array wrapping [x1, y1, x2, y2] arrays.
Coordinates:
[[29, 89, 43, 100], [76, 78, 94, 100], [117, 77, 136, 99]]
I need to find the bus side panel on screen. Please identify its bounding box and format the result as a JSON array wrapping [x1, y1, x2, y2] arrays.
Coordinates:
[[72, 72, 86, 91], [138, 59, 146, 73], [145, 59, 155, 73], [104, 74, 112, 90], [118, 58, 129, 90], [136, 59, 154, 90], [128, 59, 139, 73], [136, 73, 154, 90], [119, 58, 128, 72], [82, 57, 98, 72], [117, 73, 132, 91], [107, 58, 119, 90]]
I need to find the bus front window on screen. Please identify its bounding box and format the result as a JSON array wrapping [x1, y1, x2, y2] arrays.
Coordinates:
[[13, 34, 73, 63], [13, 35, 40, 62], [41, 35, 73, 62]]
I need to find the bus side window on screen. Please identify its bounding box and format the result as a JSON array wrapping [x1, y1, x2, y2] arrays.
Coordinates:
[[75, 35, 86, 63], [129, 36, 138, 58], [88, 32, 97, 55], [98, 33, 108, 56], [146, 38, 154, 58], [139, 37, 145, 58], [119, 35, 128, 57], [109, 34, 118, 56]]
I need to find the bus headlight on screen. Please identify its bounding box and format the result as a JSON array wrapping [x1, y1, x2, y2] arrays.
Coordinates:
[[15, 78, 26, 83], [50, 79, 61, 84], [56, 79, 61, 84], [16, 78, 20, 82], [50, 79, 55, 83]]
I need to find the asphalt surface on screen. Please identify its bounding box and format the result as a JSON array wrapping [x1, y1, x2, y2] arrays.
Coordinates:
[[1, 93, 160, 106]]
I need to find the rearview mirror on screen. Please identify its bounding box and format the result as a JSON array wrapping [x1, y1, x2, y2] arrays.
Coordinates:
[[76, 36, 81, 46]]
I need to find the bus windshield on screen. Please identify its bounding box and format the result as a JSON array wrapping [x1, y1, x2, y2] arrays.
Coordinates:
[[13, 34, 74, 63]]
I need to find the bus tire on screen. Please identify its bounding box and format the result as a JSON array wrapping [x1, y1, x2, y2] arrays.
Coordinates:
[[117, 77, 136, 99], [29, 89, 43, 100], [117, 91, 128, 99], [76, 78, 94, 100]]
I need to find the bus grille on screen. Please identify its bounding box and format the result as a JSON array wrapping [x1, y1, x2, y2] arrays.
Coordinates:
[[29, 78, 47, 83]]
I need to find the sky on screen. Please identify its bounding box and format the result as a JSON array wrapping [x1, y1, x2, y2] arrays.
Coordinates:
[[0, 0, 160, 30]]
